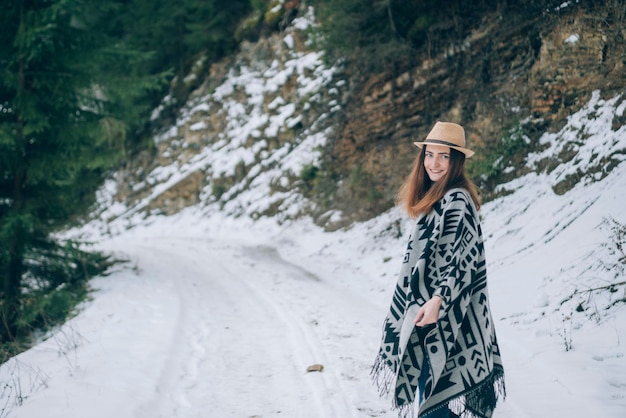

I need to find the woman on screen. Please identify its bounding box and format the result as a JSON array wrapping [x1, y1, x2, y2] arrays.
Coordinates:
[[372, 122, 505, 418]]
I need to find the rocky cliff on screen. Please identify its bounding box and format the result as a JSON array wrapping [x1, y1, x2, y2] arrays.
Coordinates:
[[97, 3, 626, 230], [330, 2, 626, 214]]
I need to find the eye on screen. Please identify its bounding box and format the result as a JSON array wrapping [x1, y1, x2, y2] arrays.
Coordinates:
[[441, 154, 450, 160]]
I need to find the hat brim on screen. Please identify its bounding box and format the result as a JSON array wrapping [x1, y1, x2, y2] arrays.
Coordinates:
[[413, 141, 475, 158]]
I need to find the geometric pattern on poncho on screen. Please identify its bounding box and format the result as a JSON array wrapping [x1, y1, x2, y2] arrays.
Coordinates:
[[372, 188, 506, 418]]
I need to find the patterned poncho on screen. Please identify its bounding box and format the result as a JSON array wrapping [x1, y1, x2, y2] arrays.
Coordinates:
[[372, 188, 505, 418]]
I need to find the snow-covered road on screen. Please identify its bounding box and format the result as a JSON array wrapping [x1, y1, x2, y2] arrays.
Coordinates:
[[130, 236, 365, 418], [3, 231, 391, 418], [2, 209, 625, 418]]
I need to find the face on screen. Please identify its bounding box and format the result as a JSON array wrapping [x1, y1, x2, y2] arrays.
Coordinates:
[[424, 144, 450, 182]]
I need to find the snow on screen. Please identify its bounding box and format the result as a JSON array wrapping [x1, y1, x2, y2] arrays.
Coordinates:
[[3, 122, 626, 418], [2, 12, 626, 417], [284, 34, 295, 50]]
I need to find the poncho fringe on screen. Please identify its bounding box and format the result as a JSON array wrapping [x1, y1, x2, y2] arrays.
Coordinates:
[[372, 352, 506, 418]]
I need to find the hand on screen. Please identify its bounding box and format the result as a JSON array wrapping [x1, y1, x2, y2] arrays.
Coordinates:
[[415, 296, 443, 327]]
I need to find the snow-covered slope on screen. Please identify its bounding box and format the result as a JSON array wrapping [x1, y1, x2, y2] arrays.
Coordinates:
[[95, 8, 346, 230]]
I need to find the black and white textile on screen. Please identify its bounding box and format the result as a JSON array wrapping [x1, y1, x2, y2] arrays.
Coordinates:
[[372, 188, 505, 418]]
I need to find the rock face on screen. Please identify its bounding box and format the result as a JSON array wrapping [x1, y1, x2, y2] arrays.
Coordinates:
[[147, 171, 204, 216], [329, 4, 626, 219], [107, 4, 626, 229], [530, 12, 624, 120]]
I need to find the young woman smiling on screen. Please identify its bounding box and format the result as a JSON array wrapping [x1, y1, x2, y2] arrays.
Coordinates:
[[373, 122, 506, 418]]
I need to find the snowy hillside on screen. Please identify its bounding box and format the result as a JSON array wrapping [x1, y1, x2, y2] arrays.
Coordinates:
[[96, 8, 347, 230], [2, 12, 626, 418]]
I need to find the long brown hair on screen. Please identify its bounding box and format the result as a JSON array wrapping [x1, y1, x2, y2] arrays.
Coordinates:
[[397, 146, 481, 218]]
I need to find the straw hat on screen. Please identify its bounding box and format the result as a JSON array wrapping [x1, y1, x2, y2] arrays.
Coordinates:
[[413, 121, 475, 158]]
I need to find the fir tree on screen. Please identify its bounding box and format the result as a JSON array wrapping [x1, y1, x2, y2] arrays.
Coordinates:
[[0, 0, 162, 345]]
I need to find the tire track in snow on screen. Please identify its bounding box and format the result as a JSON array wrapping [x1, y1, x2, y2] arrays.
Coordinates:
[[128, 241, 219, 417], [237, 251, 356, 418], [240, 244, 387, 418]]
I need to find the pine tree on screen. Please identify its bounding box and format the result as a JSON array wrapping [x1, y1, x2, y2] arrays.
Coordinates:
[[0, 0, 162, 344], [311, 0, 407, 71], [119, 0, 249, 102]]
